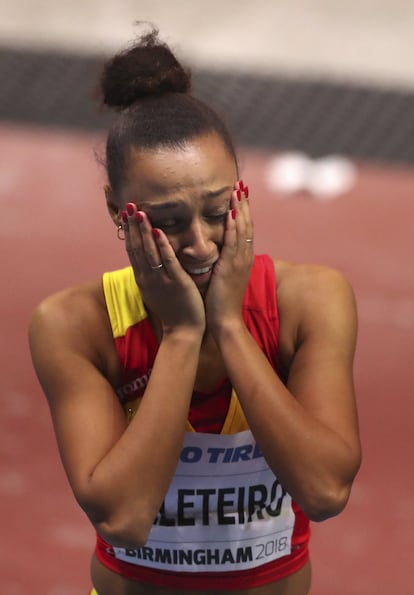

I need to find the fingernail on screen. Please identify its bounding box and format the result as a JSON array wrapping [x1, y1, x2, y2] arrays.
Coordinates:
[[231, 209, 236, 220], [152, 228, 160, 239], [239, 180, 245, 190], [126, 203, 135, 216], [136, 211, 144, 223], [243, 186, 249, 198], [121, 211, 128, 223], [236, 190, 241, 201]]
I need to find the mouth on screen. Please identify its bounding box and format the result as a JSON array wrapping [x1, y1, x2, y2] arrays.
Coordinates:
[[185, 265, 213, 275], [182, 261, 217, 288]]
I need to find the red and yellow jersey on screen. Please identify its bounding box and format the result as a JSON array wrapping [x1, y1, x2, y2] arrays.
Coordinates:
[[95, 254, 310, 590]]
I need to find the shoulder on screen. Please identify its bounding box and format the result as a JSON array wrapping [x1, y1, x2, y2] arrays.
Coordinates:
[[30, 279, 106, 329], [273, 259, 357, 368], [275, 259, 356, 311], [29, 279, 111, 366]]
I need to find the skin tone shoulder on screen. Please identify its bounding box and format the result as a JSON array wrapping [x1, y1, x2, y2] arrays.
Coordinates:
[[28, 132, 361, 595]]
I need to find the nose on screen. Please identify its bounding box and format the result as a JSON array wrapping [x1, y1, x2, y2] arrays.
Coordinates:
[[180, 218, 217, 261]]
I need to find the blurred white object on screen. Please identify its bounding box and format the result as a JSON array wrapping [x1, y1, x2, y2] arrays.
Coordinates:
[[308, 156, 357, 199], [265, 152, 312, 194], [265, 152, 357, 199]]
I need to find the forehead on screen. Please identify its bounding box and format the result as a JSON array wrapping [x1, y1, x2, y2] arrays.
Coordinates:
[[124, 134, 237, 199]]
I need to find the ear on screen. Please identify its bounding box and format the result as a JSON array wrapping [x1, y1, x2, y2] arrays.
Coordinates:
[[105, 185, 122, 228]]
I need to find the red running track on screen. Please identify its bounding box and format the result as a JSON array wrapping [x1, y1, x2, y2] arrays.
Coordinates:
[[1, 123, 413, 595]]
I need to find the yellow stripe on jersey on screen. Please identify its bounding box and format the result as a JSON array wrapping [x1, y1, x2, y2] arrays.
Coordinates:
[[103, 267, 250, 435], [126, 391, 249, 434], [103, 267, 148, 338], [186, 390, 249, 434], [222, 390, 249, 433]]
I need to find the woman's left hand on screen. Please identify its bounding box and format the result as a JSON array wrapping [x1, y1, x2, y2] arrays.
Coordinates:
[[205, 181, 254, 336]]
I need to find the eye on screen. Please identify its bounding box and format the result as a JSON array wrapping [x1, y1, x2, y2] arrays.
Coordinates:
[[204, 208, 229, 222], [157, 218, 178, 229], [153, 217, 188, 233]]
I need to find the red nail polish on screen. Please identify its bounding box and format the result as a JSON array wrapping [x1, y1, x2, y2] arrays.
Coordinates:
[[231, 209, 236, 220], [121, 211, 128, 223], [244, 186, 249, 198], [126, 203, 135, 216], [236, 190, 241, 201], [136, 211, 144, 223], [152, 228, 160, 239], [239, 180, 245, 190]]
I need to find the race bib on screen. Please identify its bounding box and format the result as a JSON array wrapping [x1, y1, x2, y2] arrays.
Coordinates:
[[114, 430, 295, 572]]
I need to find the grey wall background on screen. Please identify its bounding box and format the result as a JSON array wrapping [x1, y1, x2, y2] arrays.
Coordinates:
[[1, 0, 413, 89], [1, 0, 414, 163]]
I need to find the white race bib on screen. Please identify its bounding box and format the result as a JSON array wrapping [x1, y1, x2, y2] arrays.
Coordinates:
[[114, 430, 295, 572]]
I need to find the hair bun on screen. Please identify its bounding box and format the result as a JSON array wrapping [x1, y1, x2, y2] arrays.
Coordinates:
[[101, 28, 191, 110]]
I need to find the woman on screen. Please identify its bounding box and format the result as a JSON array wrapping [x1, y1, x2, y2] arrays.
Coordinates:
[[29, 28, 361, 595]]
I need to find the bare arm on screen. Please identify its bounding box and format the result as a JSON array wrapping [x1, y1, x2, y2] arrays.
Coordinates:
[[29, 283, 203, 549], [210, 263, 361, 521], [29, 198, 210, 547]]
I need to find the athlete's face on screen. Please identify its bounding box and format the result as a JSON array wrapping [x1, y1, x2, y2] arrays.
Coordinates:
[[115, 133, 238, 292]]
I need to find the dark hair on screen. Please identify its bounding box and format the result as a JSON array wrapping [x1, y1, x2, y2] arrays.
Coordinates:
[[100, 27, 237, 195]]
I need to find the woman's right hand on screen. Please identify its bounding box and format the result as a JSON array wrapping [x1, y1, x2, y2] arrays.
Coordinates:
[[123, 203, 206, 336]]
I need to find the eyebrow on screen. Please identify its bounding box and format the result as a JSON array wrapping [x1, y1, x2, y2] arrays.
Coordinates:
[[139, 186, 233, 211], [140, 200, 184, 212], [202, 185, 233, 199]]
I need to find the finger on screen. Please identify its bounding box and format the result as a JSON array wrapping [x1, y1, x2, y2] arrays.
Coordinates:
[[124, 203, 165, 272], [235, 179, 245, 192], [220, 184, 247, 257], [235, 182, 253, 247], [215, 207, 235, 265], [151, 228, 189, 281], [233, 188, 249, 250], [123, 203, 141, 249], [123, 204, 148, 273], [136, 210, 166, 270]]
